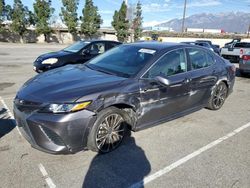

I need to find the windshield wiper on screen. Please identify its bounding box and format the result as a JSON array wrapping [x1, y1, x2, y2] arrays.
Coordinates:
[[85, 64, 130, 78], [85, 64, 114, 75]]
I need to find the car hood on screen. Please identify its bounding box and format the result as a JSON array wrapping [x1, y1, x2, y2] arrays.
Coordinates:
[[38, 50, 72, 60], [17, 65, 126, 103]]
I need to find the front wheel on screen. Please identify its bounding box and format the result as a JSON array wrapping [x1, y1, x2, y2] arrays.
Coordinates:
[[87, 107, 128, 153], [207, 82, 228, 110]]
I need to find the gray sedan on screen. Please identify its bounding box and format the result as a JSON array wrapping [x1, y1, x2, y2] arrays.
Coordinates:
[[14, 42, 235, 154]]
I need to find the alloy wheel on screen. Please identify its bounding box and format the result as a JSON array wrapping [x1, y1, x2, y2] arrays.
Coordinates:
[[96, 114, 125, 153], [213, 84, 227, 109]]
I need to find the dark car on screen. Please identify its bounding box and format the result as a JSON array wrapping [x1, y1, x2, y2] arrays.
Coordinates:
[[239, 52, 250, 76], [14, 42, 235, 154], [181, 41, 220, 55], [195, 41, 220, 55], [33, 40, 121, 73]]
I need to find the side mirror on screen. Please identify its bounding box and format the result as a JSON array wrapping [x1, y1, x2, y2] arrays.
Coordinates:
[[154, 76, 171, 86]]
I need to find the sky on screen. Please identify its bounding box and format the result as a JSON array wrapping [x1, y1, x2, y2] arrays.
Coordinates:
[[6, 0, 250, 27]]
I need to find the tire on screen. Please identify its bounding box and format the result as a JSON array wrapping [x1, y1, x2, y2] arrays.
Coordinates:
[[207, 82, 228, 111], [87, 107, 128, 153]]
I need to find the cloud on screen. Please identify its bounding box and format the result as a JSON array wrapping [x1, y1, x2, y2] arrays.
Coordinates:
[[142, 3, 170, 12], [186, 0, 222, 8]]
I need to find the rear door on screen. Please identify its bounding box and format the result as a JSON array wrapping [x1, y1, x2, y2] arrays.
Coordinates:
[[186, 48, 217, 107]]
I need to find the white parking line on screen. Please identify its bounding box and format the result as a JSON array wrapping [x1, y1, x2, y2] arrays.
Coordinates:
[[38, 163, 56, 188], [0, 97, 14, 101], [0, 96, 56, 188], [130, 122, 250, 188], [0, 96, 21, 136]]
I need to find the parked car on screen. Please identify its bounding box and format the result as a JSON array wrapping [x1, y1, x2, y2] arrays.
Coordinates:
[[181, 41, 220, 55], [221, 42, 250, 63], [239, 51, 250, 76], [33, 40, 121, 73], [181, 41, 196, 45], [195, 40, 221, 54], [194, 41, 220, 55], [14, 42, 235, 154]]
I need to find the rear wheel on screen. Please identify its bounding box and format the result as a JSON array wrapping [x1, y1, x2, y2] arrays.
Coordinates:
[[207, 82, 228, 110], [87, 107, 128, 153]]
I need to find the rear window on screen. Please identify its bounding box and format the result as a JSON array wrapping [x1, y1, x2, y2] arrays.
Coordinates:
[[187, 48, 214, 69], [234, 43, 250, 48]]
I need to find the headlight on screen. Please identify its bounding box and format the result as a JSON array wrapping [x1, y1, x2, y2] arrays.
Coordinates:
[[39, 101, 92, 113], [41, 58, 58, 65]]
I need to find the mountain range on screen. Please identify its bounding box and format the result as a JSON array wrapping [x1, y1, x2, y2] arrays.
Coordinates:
[[156, 12, 250, 33]]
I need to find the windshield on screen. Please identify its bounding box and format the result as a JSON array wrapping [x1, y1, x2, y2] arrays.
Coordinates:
[[63, 41, 90, 53], [86, 45, 157, 78]]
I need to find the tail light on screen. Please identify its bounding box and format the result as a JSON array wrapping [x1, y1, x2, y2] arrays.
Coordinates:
[[242, 55, 250, 61], [240, 48, 244, 58]]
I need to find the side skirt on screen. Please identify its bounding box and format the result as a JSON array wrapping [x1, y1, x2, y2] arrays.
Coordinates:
[[134, 104, 206, 132]]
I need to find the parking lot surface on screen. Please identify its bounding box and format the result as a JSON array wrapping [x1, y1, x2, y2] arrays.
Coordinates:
[[0, 43, 250, 188]]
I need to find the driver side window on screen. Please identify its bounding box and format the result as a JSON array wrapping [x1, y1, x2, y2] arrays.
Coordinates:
[[144, 49, 187, 79], [88, 43, 105, 55]]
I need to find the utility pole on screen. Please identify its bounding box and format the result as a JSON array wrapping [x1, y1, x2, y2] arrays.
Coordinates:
[[248, 6, 250, 38], [181, 0, 187, 33], [247, 24, 250, 38]]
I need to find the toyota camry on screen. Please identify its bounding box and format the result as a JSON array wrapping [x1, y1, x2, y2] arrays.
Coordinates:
[[14, 42, 235, 154]]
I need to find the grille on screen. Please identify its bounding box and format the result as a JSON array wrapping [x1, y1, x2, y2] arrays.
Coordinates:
[[39, 126, 65, 146], [14, 99, 42, 113]]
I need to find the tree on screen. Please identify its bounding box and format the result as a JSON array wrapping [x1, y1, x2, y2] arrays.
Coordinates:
[[60, 0, 79, 36], [132, 1, 143, 41], [0, 1, 13, 31], [0, 0, 4, 30], [33, 0, 54, 42], [10, 0, 30, 43], [112, 1, 129, 42], [3, 4, 12, 21], [0, 1, 3, 19], [81, 0, 102, 39]]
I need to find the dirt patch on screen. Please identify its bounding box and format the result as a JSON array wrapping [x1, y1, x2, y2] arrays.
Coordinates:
[[0, 145, 10, 152], [0, 83, 15, 91], [0, 53, 9, 56]]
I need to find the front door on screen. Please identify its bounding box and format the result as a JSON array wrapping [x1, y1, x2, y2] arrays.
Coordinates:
[[137, 48, 192, 128]]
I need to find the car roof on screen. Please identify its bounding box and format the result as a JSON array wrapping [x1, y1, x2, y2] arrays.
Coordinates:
[[80, 39, 121, 43], [124, 42, 186, 50]]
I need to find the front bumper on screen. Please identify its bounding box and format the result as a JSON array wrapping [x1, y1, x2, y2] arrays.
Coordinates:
[[239, 61, 250, 73], [13, 105, 96, 154], [33, 62, 51, 73]]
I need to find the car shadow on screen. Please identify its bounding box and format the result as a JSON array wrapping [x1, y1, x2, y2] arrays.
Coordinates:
[[0, 108, 16, 138], [82, 132, 151, 188]]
